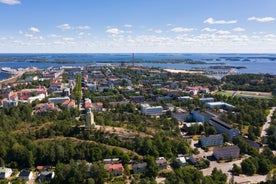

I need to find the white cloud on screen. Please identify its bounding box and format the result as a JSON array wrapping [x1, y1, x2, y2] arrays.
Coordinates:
[[106, 28, 124, 35], [232, 27, 245, 32], [248, 16, 275, 22], [149, 29, 163, 34], [201, 27, 217, 32], [76, 26, 90, 30], [24, 34, 44, 40], [0, 0, 20, 5], [63, 37, 74, 41], [48, 34, 61, 38], [29, 27, 40, 33], [79, 32, 85, 36], [24, 34, 33, 38], [124, 24, 132, 28], [215, 30, 231, 35], [171, 27, 195, 32], [204, 17, 237, 24], [154, 29, 163, 34], [57, 24, 71, 30]]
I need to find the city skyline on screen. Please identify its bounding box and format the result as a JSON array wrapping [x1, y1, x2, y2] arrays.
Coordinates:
[[0, 0, 276, 53]]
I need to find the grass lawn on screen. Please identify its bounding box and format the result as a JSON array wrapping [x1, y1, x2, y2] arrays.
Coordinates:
[[241, 125, 249, 135], [216, 91, 233, 97]]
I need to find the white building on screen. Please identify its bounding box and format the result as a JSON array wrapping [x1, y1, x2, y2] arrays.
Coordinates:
[[28, 93, 46, 103], [0, 167, 12, 179], [178, 96, 193, 102], [206, 102, 235, 110], [141, 104, 163, 116]]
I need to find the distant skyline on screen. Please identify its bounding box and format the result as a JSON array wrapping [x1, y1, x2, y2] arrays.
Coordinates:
[[0, 0, 276, 53]]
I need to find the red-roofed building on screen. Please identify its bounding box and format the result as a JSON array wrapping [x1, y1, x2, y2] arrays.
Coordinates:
[[34, 102, 61, 114], [17, 88, 48, 100], [92, 102, 103, 111], [62, 100, 76, 110], [105, 164, 123, 176]]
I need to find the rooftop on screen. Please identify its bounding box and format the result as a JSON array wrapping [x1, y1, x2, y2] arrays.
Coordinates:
[[209, 118, 233, 130]]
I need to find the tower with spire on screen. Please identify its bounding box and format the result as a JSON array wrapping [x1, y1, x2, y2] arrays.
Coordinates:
[[86, 108, 95, 128]]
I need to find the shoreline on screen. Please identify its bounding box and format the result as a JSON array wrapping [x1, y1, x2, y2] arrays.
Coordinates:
[[163, 68, 204, 74], [0, 68, 37, 89]]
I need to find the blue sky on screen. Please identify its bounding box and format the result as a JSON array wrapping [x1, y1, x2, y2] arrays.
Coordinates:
[[0, 0, 276, 53]]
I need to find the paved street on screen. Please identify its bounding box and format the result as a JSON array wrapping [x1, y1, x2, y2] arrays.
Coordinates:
[[261, 107, 276, 137]]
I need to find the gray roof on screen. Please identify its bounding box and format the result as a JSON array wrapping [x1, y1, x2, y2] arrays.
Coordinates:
[[209, 118, 232, 130]]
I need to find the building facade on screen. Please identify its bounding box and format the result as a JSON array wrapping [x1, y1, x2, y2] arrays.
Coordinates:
[[141, 104, 163, 116], [200, 134, 224, 147], [209, 118, 239, 141], [213, 145, 240, 160]]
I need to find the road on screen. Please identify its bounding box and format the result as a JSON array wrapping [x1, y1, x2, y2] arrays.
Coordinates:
[[261, 107, 276, 137]]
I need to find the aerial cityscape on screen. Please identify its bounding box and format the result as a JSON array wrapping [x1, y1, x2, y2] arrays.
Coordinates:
[[0, 0, 276, 184]]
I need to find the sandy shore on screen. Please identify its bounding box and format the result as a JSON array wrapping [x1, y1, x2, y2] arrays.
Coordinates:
[[164, 68, 204, 74]]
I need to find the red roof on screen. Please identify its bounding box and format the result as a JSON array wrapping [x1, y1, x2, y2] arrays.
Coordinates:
[[107, 164, 123, 171], [96, 102, 103, 106], [85, 102, 92, 109], [36, 166, 43, 170]]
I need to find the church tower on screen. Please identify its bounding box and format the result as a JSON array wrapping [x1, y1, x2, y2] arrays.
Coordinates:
[[86, 108, 95, 128]]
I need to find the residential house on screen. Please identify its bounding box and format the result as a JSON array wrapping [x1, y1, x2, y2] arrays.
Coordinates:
[[2, 98, 18, 107], [199, 87, 210, 94], [62, 99, 76, 110], [156, 157, 168, 170], [200, 134, 224, 147], [189, 154, 202, 165], [28, 93, 46, 103], [91, 102, 103, 112], [38, 171, 55, 181], [209, 118, 239, 141], [34, 102, 61, 113], [213, 145, 240, 160], [48, 96, 70, 104], [103, 158, 121, 164], [49, 81, 63, 93], [176, 154, 186, 167], [18, 170, 33, 181], [86, 83, 97, 91], [105, 164, 123, 176], [156, 96, 172, 103], [130, 96, 145, 104], [0, 167, 12, 179], [2, 91, 18, 107], [132, 162, 147, 174]]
